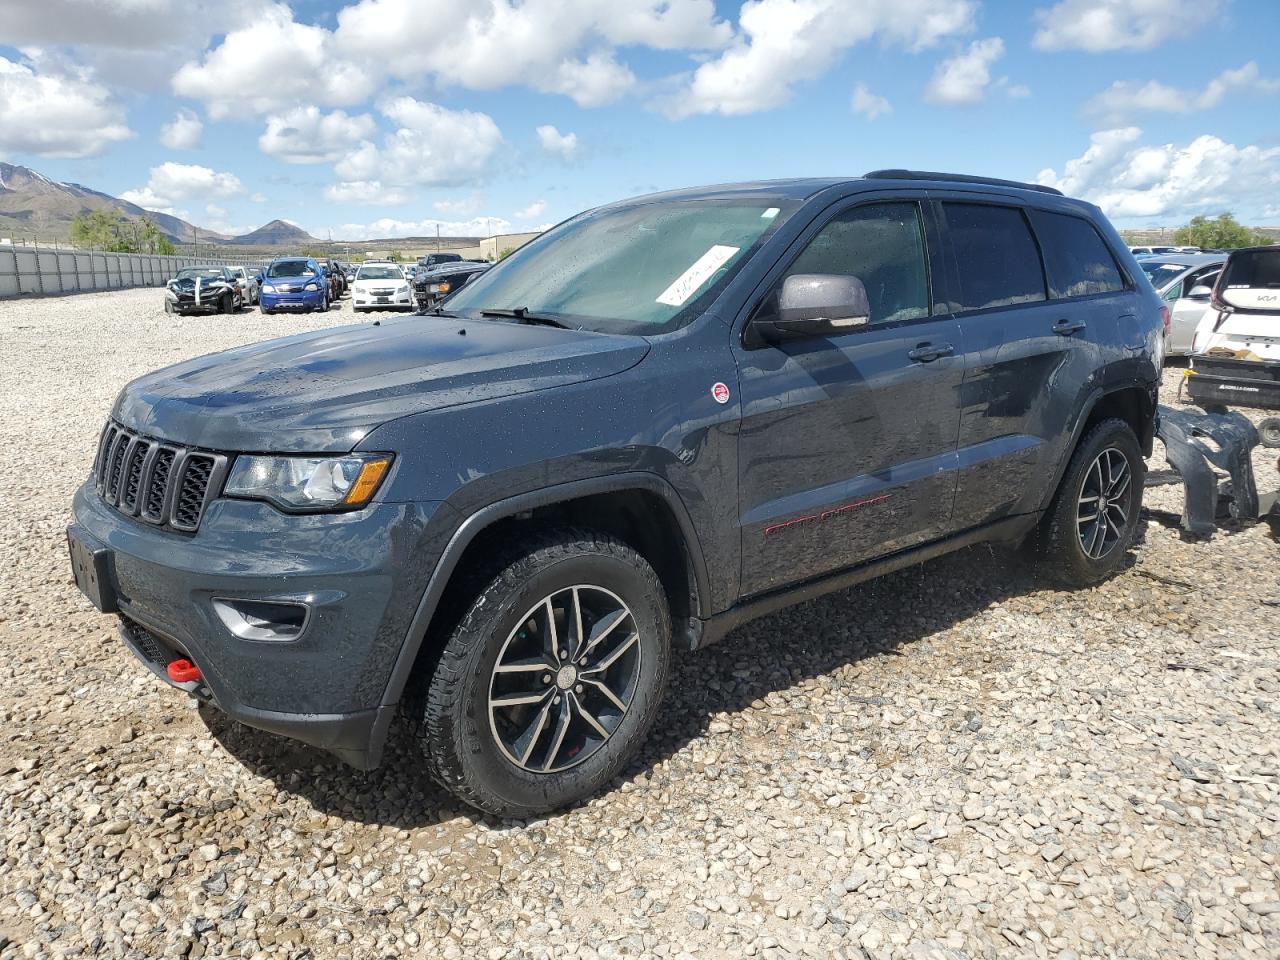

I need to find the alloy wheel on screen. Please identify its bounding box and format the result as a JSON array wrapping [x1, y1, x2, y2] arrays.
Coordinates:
[[488, 585, 641, 774], [1077, 447, 1131, 560]]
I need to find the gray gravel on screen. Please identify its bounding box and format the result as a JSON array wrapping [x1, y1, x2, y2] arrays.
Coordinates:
[[2, 287, 1278, 959]]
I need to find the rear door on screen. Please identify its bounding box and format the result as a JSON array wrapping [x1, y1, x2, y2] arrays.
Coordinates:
[[936, 199, 1125, 529], [733, 195, 964, 597]]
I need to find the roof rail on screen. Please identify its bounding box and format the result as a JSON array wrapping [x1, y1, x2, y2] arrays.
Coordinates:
[[863, 169, 1064, 197]]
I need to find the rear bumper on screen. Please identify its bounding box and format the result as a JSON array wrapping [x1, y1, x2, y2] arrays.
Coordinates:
[[1187, 357, 1280, 410]]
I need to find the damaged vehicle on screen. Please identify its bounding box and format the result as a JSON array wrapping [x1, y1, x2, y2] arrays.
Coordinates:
[[1186, 246, 1280, 411], [163, 266, 242, 315], [412, 259, 488, 310]]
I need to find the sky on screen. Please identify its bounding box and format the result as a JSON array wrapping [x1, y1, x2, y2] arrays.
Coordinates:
[[1, 0, 1278, 241]]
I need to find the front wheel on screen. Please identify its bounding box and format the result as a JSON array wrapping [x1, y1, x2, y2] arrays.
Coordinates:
[[420, 530, 671, 817], [1032, 418, 1144, 587]]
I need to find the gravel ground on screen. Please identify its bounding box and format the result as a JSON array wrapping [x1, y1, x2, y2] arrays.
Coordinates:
[[1, 288, 1278, 960]]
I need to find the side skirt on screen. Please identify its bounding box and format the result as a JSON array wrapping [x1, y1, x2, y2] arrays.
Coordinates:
[[692, 514, 1038, 649]]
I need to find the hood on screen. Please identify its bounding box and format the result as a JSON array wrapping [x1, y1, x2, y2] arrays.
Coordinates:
[[112, 316, 650, 452], [169, 275, 232, 294]]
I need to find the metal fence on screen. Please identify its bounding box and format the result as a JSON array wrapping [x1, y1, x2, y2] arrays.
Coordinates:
[[0, 244, 267, 299]]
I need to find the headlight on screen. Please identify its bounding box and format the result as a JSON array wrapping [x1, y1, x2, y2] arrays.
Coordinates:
[[261, 284, 276, 293], [304, 282, 319, 291], [430, 282, 450, 294], [224, 454, 393, 511]]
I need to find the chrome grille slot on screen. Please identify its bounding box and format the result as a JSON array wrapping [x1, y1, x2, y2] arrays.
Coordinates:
[[93, 421, 227, 533]]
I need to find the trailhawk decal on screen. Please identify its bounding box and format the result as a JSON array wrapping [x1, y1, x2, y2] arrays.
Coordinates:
[[763, 494, 891, 538]]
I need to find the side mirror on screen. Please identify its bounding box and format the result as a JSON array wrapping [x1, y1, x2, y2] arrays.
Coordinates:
[[1188, 285, 1213, 300], [752, 274, 871, 343]]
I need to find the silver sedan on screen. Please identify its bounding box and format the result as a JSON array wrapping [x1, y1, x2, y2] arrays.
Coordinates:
[[1138, 254, 1225, 357]]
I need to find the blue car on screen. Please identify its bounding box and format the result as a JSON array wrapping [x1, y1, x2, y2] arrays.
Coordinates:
[[258, 257, 330, 314]]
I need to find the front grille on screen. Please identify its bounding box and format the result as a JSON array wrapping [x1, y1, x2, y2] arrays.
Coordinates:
[[94, 421, 228, 533]]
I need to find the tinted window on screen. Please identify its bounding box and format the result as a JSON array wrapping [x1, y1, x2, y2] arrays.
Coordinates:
[[943, 203, 1045, 311], [1221, 249, 1280, 288], [1030, 210, 1124, 298], [784, 202, 930, 325]]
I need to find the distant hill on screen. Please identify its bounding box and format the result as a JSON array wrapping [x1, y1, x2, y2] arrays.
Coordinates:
[[0, 162, 228, 244], [222, 219, 317, 247]]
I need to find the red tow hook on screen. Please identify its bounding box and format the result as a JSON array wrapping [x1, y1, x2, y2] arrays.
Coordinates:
[[166, 659, 201, 684]]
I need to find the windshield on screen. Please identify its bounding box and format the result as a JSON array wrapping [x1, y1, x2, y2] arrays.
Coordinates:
[[444, 199, 794, 334], [267, 260, 313, 278], [176, 268, 223, 280], [357, 265, 404, 280], [1140, 261, 1190, 291], [1222, 250, 1280, 289]]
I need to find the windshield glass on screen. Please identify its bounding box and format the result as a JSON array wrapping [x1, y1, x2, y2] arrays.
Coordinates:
[[267, 260, 313, 278], [176, 268, 223, 280], [1222, 249, 1280, 289], [357, 265, 404, 280], [1140, 261, 1190, 291], [445, 199, 794, 334]]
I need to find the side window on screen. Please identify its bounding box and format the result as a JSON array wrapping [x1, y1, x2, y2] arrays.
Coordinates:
[[784, 202, 930, 325], [1164, 280, 1183, 301], [1029, 210, 1125, 299], [942, 203, 1046, 311]]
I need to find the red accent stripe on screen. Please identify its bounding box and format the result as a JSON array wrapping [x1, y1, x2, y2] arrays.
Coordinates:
[[763, 494, 891, 538]]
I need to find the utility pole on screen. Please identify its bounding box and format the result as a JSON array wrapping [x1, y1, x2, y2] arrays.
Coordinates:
[[436, 223, 441, 252]]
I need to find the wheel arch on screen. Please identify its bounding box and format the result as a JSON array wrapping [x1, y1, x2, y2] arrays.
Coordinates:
[[380, 473, 711, 714]]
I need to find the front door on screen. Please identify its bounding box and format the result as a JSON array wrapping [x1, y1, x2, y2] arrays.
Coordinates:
[[733, 198, 963, 598]]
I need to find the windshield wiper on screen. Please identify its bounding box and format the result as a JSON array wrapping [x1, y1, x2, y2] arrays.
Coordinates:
[[478, 307, 572, 329]]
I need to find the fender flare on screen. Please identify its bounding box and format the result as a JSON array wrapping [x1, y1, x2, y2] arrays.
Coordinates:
[[377, 471, 712, 712]]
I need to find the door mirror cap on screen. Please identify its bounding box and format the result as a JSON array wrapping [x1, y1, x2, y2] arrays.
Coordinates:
[[754, 274, 871, 342], [1188, 285, 1213, 300]]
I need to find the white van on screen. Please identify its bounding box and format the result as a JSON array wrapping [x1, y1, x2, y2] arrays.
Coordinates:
[[1187, 246, 1280, 409]]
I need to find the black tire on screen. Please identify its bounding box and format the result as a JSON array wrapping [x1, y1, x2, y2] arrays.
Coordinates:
[[163, 298, 173, 314], [1259, 417, 1280, 449], [218, 292, 233, 315], [1032, 418, 1144, 587], [420, 529, 671, 817]]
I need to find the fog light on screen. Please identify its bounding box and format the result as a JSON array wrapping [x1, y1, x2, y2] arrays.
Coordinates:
[[213, 598, 308, 641]]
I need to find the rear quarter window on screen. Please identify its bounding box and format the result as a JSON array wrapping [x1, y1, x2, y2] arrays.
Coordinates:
[[942, 203, 1046, 311], [1029, 210, 1125, 299]]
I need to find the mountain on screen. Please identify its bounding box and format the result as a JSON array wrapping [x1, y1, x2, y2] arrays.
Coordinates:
[[0, 162, 227, 244], [223, 219, 317, 247]]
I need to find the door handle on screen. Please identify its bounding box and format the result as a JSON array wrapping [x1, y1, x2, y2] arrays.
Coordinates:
[[1052, 319, 1087, 336], [907, 342, 954, 363]]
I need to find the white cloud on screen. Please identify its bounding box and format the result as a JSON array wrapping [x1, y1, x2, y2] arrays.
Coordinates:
[[536, 124, 580, 160], [329, 216, 515, 242], [172, 3, 375, 118], [323, 180, 412, 205], [434, 196, 483, 216], [1033, 0, 1225, 53], [1037, 127, 1280, 222], [205, 204, 226, 218], [0, 54, 131, 158], [335, 97, 504, 189], [666, 0, 975, 118], [259, 106, 377, 164], [851, 84, 891, 120], [0, 0, 258, 49], [515, 200, 548, 221], [121, 162, 245, 214], [1085, 62, 1280, 123], [250, 192, 267, 203], [159, 108, 202, 150], [925, 37, 1003, 105]]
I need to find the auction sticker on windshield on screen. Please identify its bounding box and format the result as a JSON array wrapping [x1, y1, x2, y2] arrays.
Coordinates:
[[656, 245, 740, 307]]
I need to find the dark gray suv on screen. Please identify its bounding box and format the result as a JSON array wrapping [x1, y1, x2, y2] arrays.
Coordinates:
[[68, 171, 1163, 816]]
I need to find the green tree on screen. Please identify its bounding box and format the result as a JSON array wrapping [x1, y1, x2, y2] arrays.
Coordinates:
[[1172, 212, 1266, 250], [70, 209, 176, 254], [387, 250, 403, 262]]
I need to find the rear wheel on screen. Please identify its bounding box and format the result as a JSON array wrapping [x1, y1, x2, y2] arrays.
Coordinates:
[[419, 529, 671, 817], [1033, 418, 1144, 587]]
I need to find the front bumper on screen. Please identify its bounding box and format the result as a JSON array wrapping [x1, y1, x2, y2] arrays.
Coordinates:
[[353, 291, 413, 310], [166, 294, 220, 315], [70, 481, 444, 767], [260, 289, 324, 311], [1187, 357, 1280, 411]]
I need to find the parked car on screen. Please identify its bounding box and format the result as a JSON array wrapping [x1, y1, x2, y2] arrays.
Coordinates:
[[68, 171, 1161, 816], [417, 252, 463, 272], [163, 266, 242, 315], [351, 261, 413, 312], [258, 257, 330, 313], [228, 266, 259, 306], [1137, 254, 1225, 356], [324, 259, 346, 297], [413, 260, 488, 310], [1187, 245, 1280, 410], [1130, 245, 1178, 257]]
